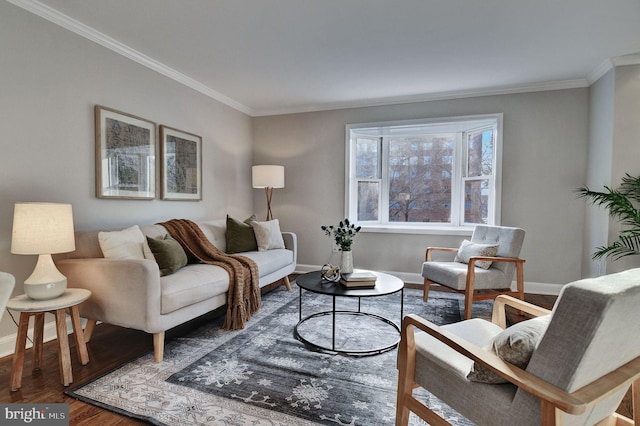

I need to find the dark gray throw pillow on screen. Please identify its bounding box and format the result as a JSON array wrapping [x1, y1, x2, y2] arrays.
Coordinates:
[[146, 235, 188, 276], [226, 214, 258, 253]]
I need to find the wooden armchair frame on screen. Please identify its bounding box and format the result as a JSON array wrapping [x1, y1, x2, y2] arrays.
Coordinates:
[[396, 295, 640, 426], [424, 246, 526, 319]]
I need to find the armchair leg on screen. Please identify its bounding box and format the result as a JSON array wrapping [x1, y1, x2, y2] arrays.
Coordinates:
[[464, 289, 474, 320], [464, 268, 476, 320], [396, 322, 417, 426], [423, 279, 432, 302], [516, 262, 525, 301]]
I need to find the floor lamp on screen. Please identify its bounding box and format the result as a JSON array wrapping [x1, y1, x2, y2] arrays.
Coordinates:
[[252, 165, 284, 221]]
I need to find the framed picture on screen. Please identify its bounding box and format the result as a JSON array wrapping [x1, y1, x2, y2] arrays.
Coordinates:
[[95, 105, 157, 199], [160, 125, 202, 201]]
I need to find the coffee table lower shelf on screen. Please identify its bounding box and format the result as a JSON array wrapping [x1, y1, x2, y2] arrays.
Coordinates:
[[294, 309, 400, 356]]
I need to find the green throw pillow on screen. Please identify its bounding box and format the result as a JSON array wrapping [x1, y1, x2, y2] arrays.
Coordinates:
[[226, 214, 258, 253], [146, 235, 188, 276]]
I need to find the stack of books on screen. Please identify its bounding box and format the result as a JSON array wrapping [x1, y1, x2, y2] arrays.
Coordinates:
[[340, 270, 377, 288]]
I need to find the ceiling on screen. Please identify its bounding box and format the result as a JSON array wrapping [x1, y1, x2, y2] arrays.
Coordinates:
[[13, 0, 640, 116]]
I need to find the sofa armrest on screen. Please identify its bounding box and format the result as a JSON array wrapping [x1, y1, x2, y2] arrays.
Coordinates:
[[281, 232, 297, 261], [56, 258, 162, 333]]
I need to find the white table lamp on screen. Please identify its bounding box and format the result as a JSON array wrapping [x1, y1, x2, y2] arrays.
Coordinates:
[[11, 203, 76, 300], [252, 165, 284, 221]]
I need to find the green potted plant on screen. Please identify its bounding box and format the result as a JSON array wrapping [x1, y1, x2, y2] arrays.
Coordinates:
[[577, 173, 640, 260]]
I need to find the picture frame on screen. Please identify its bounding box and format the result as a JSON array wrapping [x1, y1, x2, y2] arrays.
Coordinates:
[[95, 105, 157, 199], [160, 125, 202, 201]]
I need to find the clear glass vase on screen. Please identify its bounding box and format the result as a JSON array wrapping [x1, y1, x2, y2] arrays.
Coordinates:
[[340, 250, 354, 274]]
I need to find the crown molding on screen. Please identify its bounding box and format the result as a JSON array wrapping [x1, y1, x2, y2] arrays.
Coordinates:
[[586, 53, 640, 85], [587, 58, 615, 85], [252, 79, 589, 117], [613, 52, 640, 66], [6, 0, 255, 116]]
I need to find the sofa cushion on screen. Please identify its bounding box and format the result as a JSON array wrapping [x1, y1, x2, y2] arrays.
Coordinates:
[[421, 261, 509, 291], [146, 235, 188, 276], [240, 248, 293, 277], [226, 215, 258, 253], [160, 264, 230, 314]]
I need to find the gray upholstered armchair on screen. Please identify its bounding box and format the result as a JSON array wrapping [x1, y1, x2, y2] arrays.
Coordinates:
[[422, 225, 525, 319], [396, 268, 640, 426]]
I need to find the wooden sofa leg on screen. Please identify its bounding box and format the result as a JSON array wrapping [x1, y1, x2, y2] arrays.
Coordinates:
[[83, 319, 97, 343], [283, 275, 292, 291], [153, 332, 165, 363]]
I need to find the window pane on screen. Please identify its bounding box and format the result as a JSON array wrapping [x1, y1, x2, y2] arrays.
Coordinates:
[[357, 181, 379, 221], [467, 129, 494, 177], [464, 179, 489, 224], [388, 135, 454, 223], [356, 137, 379, 179]]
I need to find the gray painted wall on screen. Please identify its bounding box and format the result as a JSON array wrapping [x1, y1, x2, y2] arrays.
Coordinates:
[[253, 89, 590, 287], [0, 3, 253, 338]]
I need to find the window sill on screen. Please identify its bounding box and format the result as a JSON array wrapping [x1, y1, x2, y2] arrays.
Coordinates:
[[359, 224, 475, 236]]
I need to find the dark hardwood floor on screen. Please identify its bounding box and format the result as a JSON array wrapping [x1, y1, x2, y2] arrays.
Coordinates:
[[0, 287, 630, 424], [0, 320, 152, 425]]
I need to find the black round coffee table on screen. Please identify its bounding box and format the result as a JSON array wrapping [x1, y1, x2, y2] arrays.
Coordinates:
[[294, 270, 404, 356]]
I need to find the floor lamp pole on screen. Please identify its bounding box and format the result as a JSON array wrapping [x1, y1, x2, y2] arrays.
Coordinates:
[[264, 186, 274, 221]]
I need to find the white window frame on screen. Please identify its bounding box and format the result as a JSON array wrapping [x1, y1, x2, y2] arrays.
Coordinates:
[[345, 114, 503, 235]]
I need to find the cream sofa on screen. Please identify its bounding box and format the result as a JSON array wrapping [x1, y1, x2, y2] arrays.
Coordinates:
[[55, 219, 297, 362]]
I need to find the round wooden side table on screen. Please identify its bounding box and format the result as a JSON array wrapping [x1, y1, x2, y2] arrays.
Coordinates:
[[7, 288, 91, 391]]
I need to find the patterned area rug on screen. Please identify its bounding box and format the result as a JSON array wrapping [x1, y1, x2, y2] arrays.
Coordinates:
[[66, 281, 491, 425]]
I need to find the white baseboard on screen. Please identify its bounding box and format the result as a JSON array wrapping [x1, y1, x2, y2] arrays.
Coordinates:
[[295, 264, 563, 296], [0, 313, 86, 360]]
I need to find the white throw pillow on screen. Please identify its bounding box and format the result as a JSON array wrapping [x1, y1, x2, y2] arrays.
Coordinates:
[[251, 219, 285, 251], [98, 225, 155, 260], [454, 239, 499, 269]]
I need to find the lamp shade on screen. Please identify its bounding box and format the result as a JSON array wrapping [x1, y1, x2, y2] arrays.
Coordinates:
[[252, 165, 285, 189], [11, 203, 75, 255]]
